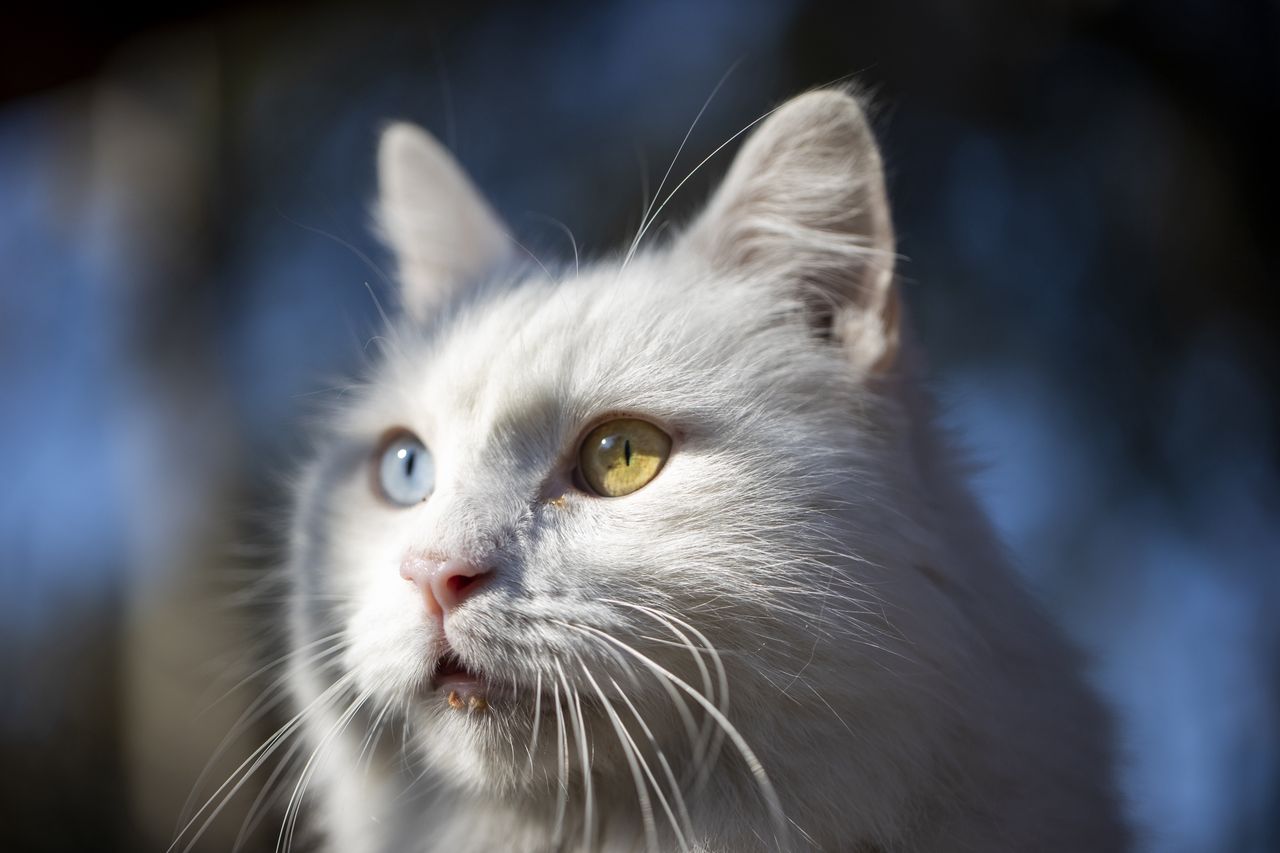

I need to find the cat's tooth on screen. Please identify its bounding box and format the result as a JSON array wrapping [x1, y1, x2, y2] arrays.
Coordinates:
[[469, 695, 488, 713], [447, 690, 464, 711]]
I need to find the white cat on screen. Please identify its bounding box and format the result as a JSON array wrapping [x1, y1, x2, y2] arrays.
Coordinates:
[[279, 88, 1129, 852]]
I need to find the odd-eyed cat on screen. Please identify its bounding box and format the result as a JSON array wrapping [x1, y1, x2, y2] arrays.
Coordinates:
[[280, 89, 1128, 852]]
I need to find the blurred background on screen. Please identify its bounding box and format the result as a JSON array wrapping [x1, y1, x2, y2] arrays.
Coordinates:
[[1, 0, 1276, 850]]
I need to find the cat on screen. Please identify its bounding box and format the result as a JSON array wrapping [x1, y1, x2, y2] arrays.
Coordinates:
[[277, 88, 1130, 852]]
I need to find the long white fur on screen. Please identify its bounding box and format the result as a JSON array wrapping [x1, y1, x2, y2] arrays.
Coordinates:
[[279, 89, 1129, 852]]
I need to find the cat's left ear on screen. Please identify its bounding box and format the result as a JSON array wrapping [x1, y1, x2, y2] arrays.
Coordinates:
[[376, 122, 513, 321], [677, 89, 899, 374]]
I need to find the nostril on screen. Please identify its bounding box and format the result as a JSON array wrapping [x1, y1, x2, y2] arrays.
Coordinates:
[[445, 572, 482, 598], [429, 559, 493, 615]]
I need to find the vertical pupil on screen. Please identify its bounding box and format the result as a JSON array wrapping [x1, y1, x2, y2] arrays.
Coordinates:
[[623, 438, 632, 466], [403, 448, 415, 477]]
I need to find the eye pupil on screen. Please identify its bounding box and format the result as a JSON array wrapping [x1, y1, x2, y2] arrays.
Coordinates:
[[403, 450, 415, 476], [623, 439, 632, 466]]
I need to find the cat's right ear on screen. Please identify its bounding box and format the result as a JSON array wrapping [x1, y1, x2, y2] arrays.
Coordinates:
[[674, 89, 899, 375], [376, 122, 513, 321]]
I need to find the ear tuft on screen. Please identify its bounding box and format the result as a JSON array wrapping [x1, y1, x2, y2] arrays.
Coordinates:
[[376, 122, 512, 321], [678, 89, 899, 373]]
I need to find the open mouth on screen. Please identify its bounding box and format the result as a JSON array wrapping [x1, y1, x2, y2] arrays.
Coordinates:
[[430, 648, 490, 713]]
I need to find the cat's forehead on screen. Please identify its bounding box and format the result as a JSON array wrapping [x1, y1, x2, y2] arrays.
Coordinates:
[[392, 258, 759, 429], [440, 267, 654, 404]]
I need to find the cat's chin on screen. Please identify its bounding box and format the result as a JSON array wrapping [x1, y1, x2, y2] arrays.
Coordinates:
[[409, 696, 564, 796]]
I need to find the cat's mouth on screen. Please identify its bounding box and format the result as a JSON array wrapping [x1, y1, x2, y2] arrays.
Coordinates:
[[430, 648, 491, 712]]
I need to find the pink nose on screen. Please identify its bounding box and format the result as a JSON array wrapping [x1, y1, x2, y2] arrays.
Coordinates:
[[399, 555, 493, 619]]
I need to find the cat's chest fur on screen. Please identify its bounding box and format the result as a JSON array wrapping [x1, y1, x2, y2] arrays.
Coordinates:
[[280, 88, 1130, 852]]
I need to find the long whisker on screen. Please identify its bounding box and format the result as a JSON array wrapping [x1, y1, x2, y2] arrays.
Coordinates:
[[201, 632, 347, 718], [625, 99, 790, 263], [231, 724, 314, 852], [551, 678, 569, 847], [576, 655, 661, 853], [562, 622, 791, 852], [573, 682, 595, 851], [555, 659, 594, 850], [622, 62, 740, 269], [528, 669, 544, 768], [357, 697, 396, 779], [277, 687, 374, 852], [584, 626, 704, 762], [169, 670, 358, 853], [605, 603, 719, 772], [277, 213, 397, 292], [607, 600, 731, 790], [566, 626, 699, 837], [177, 635, 348, 834], [608, 675, 696, 847]]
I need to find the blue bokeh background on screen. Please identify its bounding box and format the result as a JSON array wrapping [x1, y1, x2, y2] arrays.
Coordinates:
[[2, 1, 1276, 849]]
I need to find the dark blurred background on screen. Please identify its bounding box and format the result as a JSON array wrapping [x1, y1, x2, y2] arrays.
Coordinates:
[[1, 0, 1276, 850]]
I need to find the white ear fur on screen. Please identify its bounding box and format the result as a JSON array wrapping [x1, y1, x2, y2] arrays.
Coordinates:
[[376, 122, 513, 321], [679, 89, 899, 373]]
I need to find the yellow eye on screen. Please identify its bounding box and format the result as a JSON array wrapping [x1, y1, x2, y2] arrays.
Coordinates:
[[578, 418, 671, 497]]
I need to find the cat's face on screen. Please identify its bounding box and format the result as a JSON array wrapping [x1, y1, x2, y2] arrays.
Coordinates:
[[290, 90, 908, 808]]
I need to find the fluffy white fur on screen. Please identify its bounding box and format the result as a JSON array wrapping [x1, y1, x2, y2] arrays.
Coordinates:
[[280, 89, 1128, 852]]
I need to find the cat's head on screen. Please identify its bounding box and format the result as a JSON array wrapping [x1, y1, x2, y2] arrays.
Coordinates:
[[290, 89, 934, 826]]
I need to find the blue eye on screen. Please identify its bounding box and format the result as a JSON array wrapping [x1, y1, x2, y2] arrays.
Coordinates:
[[377, 431, 434, 506]]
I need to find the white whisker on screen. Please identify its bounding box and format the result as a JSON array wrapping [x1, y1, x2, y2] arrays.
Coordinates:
[[561, 621, 791, 852], [622, 61, 740, 269], [169, 670, 358, 853], [551, 678, 569, 847], [528, 669, 544, 768], [576, 655, 662, 853], [277, 687, 374, 852]]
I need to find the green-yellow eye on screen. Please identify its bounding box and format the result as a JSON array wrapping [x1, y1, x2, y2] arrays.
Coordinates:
[[578, 418, 671, 497]]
